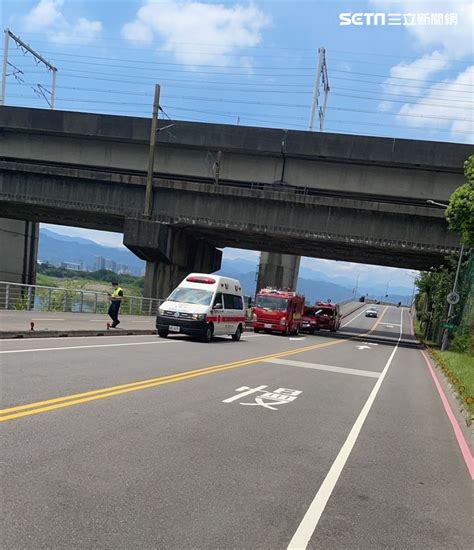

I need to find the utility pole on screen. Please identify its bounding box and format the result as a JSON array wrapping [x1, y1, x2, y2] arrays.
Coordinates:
[[1, 28, 57, 107], [144, 84, 161, 218], [441, 243, 465, 351], [309, 47, 330, 131]]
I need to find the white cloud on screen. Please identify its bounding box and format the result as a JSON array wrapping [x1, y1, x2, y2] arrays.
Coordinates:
[[23, 0, 102, 44], [396, 65, 474, 142], [23, 0, 65, 30], [369, 2, 473, 140], [370, 0, 473, 58], [51, 17, 102, 44], [122, 0, 270, 66], [383, 51, 450, 99]]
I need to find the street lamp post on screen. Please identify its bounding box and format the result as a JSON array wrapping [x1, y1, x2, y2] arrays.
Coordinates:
[[426, 200, 464, 351], [441, 242, 465, 351]]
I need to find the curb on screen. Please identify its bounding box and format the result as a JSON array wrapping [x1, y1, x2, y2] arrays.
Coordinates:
[[0, 329, 158, 339]]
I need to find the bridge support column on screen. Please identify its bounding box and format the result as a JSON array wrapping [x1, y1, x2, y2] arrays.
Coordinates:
[[123, 219, 222, 299], [256, 252, 300, 292], [0, 218, 39, 284]]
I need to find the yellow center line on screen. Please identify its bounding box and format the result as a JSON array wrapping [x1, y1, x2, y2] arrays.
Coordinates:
[[0, 307, 390, 423]]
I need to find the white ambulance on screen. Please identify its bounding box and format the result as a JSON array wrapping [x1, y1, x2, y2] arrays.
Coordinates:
[[156, 274, 246, 342]]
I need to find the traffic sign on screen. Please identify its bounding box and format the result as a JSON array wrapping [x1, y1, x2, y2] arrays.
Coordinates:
[[442, 323, 455, 331], [446, 292, 460, 305]]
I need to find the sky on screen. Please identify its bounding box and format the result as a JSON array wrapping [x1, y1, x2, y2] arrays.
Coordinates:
[[3, 0, 473, 289]]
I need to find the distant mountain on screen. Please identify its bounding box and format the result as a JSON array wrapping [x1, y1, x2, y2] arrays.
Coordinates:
[[38, 228, 145, 275], [40, 228, 104, 247]]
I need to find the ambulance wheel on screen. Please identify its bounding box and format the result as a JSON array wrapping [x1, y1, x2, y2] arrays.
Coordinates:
[[203, 324, 214, 343], [232, 324, 243, 341], [158, 329, 169, 338]]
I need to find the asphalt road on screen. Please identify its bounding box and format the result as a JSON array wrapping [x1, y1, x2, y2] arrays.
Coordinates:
[[1, 306, 471, 549]]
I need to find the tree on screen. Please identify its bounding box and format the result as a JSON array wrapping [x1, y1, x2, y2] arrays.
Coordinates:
[[446, 155, 474, 247]]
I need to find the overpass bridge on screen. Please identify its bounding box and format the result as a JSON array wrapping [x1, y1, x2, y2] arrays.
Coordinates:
[[0, 106, 469, 297]]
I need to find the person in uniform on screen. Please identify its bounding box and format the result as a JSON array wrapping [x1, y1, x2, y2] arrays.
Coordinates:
[[108, 281, 124, 328]]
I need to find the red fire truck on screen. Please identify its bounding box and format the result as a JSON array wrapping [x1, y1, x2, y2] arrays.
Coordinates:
[[252, 288, 305, 336], [313, 301, 341, 332]]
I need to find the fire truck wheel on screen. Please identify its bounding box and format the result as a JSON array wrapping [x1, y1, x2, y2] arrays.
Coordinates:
[[232, 324, 243, 341]]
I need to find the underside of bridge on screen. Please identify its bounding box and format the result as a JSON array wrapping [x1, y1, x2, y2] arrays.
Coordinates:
[[0, 164, 460, 297]]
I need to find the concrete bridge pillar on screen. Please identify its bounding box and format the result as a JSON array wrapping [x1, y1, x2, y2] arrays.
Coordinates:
[[123, 219, 222, 299], [0, 218, 39, 285], [256, 252, 300, 292]]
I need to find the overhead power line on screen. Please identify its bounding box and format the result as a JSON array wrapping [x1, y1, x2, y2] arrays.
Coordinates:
[[14, 34, 471, 63], [11, 80, 473, 110], [9, 51, 474, 88], [21, 65, 474, 96], [10, 49, 473, 76]]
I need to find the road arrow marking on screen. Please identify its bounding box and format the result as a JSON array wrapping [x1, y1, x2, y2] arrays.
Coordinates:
[[357, 345, 371, 350]]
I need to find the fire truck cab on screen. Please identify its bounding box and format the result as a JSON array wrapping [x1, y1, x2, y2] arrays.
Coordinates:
[[252, 288, 305, 336]]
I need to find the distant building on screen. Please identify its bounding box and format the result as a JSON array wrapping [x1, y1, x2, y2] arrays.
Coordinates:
[[94, 256, 106, 271], [61, 261, 83, 271], [117, 263, 131, 274], [105, 259, 117, 272]]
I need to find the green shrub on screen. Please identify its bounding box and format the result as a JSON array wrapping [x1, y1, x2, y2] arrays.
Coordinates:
[[451, 330, 474, 356]]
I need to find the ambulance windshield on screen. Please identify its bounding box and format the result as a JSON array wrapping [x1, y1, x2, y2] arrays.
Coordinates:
[[168, 288, 214, 305]]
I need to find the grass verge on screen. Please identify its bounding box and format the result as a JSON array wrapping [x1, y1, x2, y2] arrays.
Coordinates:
[[413, 318, 473, 421]]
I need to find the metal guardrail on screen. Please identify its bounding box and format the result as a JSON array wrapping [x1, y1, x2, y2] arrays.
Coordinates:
[[0, 281, 163, 316]]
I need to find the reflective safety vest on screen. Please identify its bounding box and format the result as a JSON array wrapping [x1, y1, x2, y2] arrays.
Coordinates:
[[111, 287, 123, 300]]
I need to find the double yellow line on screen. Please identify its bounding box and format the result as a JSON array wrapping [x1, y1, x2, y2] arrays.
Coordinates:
[[0, 306, 389, 423], [0, 338, 341, 423]]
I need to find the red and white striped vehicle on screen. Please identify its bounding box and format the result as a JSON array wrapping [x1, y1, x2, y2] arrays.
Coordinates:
[[156, 274, 246, 343]]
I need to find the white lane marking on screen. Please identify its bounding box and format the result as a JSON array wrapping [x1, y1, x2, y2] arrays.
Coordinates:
[[265, 358, 380, 379], [290, 337, 306, 341], [222, 385, 268, 403], [0, 340, 178, 355], [381, 323, 400, 327], [356, 345, 371, 350], [340, 308, 368, 327], [223, 385, 302, 410], [287, 307, 403, 549]]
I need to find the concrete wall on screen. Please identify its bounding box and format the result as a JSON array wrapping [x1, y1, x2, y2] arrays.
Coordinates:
[[0, 218, 38, 284], [0, 106, 470, 203]]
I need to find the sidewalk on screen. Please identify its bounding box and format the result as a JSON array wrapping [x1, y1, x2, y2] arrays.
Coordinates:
[[0, 302, 365, 339], [0, 311, 156, 338]]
